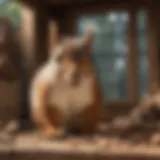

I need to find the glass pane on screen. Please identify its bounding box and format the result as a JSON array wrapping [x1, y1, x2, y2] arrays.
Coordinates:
[[77, 12, 129, 100], [136, 11, 148, 97]]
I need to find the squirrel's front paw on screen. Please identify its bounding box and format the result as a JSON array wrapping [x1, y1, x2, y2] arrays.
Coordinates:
[[42, 127, 66, 140]]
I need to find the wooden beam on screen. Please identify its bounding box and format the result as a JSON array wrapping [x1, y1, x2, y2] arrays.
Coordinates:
[[127, 10, 139, 101], [147, 8, 160, 93], [20, 1, 49, 73], [47, 0, 97, 5], [34, 2, 49, 68]]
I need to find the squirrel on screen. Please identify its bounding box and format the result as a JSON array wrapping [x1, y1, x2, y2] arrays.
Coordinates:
[[29, 22, 102, 138]]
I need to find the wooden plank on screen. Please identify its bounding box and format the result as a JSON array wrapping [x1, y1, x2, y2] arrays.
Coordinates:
[[2, 133, 160, 160]]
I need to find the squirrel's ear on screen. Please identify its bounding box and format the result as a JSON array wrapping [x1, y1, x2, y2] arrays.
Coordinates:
[[81, 25, 94, 54], [48, 21, 59, 54], [84, 25, 94, 44]]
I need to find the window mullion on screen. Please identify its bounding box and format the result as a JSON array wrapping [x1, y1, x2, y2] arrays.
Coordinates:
[[127, 10, 138, 101]]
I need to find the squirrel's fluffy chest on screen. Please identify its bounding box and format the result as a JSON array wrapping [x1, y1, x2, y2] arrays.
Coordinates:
[[30, 61, 95, 119], [49, 77, 94, 115]]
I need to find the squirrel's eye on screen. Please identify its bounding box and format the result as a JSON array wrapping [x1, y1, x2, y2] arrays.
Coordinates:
[[56, 54, 64, 62]]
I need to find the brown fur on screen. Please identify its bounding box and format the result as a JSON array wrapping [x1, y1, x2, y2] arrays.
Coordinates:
[[30, 23, 102, 138], [32, 81, 64, 137], [78, 81, 102, 134]]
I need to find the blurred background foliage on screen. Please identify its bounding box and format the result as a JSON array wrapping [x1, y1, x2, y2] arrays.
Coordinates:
[[0, 0, 20, 29]]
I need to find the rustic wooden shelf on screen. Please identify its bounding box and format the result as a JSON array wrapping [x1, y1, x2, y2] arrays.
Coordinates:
[[1, 132, 160, 160]]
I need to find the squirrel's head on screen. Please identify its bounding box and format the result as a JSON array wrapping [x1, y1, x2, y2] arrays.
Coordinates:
[[49, 22, 95, 85]]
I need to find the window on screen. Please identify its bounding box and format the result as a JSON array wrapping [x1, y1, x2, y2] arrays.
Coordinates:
[[76, 10, 148, 101], [77, 12, 129, 100]]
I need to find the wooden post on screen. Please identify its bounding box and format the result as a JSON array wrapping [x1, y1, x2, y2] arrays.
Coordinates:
[[34, 2, 49, 68], [19, 1, 49, 73], [128, 10, 138, 101], [147, 8, 160, 93], [19, 2, 36, 74], [19, 1, 49, 126]]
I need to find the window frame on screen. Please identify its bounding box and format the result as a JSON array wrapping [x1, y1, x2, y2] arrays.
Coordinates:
[[64, 4, 158, 117]]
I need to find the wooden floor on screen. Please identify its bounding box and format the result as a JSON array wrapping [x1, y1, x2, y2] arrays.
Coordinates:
[[1, 132, 160, 160]]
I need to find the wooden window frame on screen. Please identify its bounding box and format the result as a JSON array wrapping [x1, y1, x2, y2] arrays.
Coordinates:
[[63, 3, 159, 118]]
